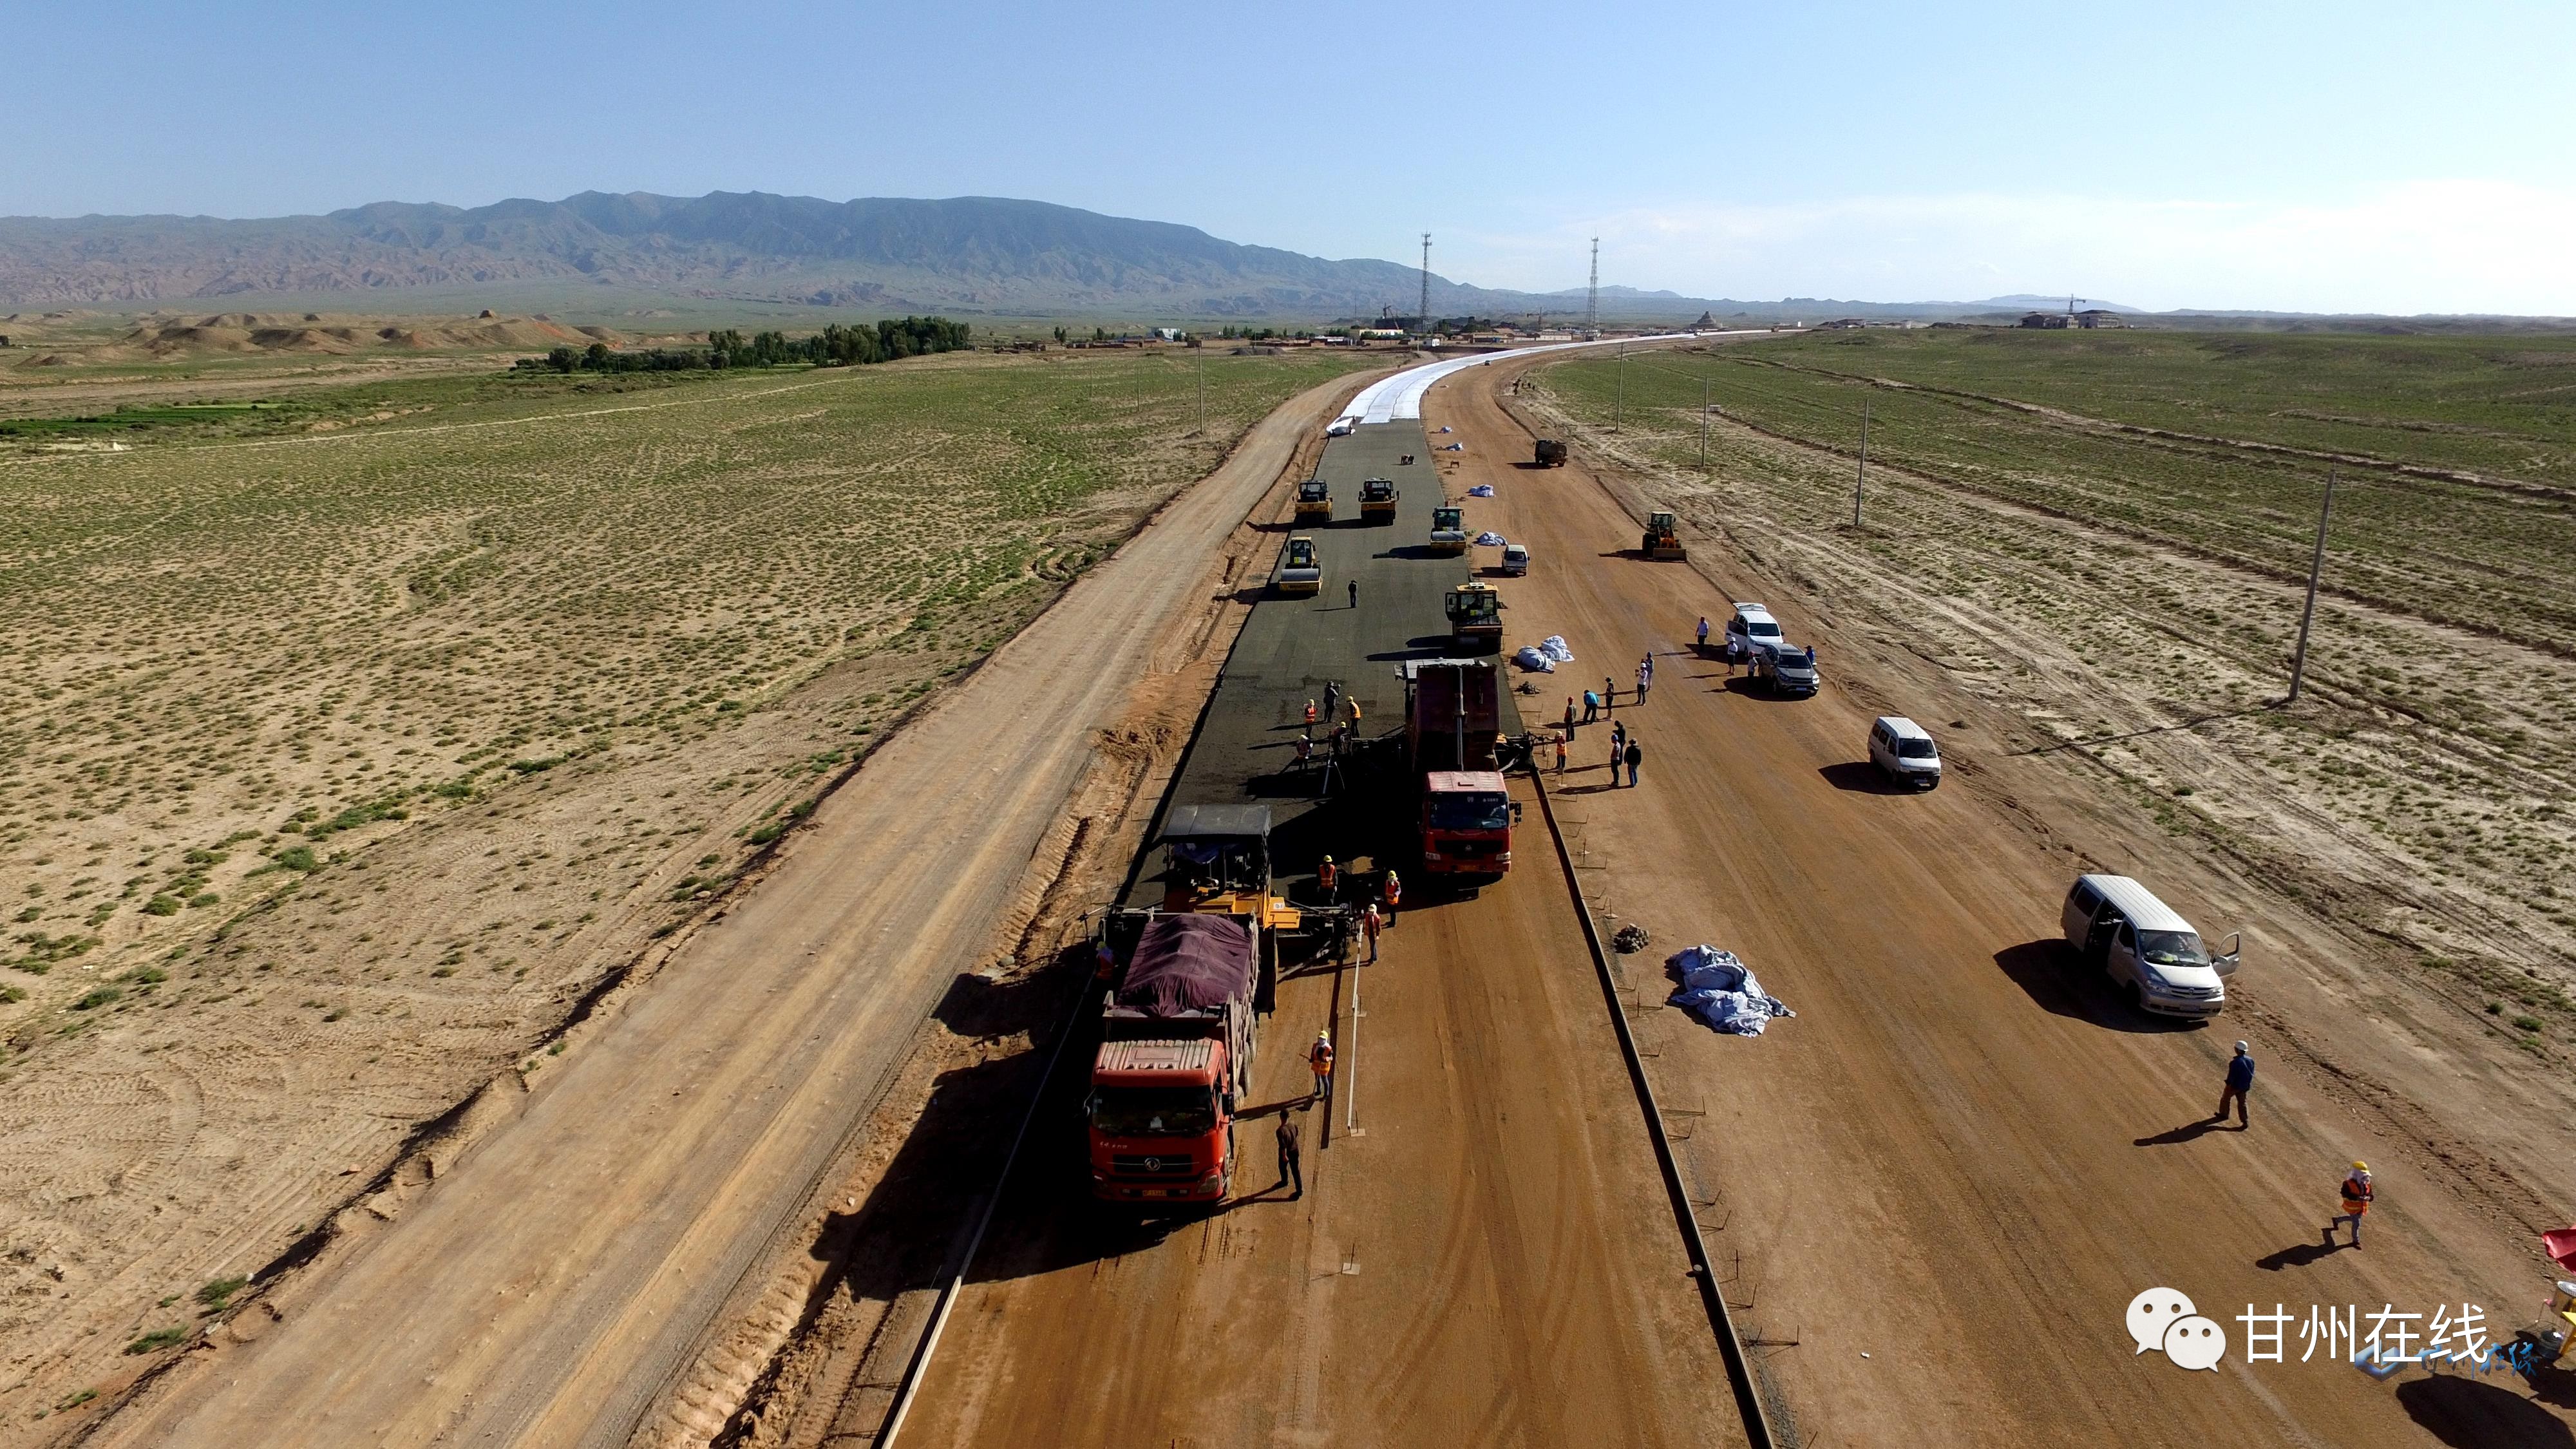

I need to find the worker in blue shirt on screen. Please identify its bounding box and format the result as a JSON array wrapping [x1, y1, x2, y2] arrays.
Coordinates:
[[2214, 1041, 2255, 1128]]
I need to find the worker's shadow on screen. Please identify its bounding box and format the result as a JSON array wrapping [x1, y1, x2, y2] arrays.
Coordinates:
[[2254, 1238, 2339, 1272], [2133, 1117, 2240, 1147], [2396, 1374, 2576, 1449]]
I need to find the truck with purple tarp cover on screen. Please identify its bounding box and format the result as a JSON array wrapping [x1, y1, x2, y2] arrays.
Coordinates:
[[1088, 912, 1258, 1202]]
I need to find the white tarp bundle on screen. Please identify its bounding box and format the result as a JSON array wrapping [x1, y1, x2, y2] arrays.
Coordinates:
[[1474, 531, 1507, 547], [1665, 945, 1795, 1036], [1467, 484, 1495, 497], [1513, 645, 1555, 672], [1539, 635, 1574, 663]]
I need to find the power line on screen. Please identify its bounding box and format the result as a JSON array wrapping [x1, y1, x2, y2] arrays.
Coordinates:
[[1585, 237, 1600, 339]]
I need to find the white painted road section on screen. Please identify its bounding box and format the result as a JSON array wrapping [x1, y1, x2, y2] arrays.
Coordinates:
[[1334, 332, 1768, 426]]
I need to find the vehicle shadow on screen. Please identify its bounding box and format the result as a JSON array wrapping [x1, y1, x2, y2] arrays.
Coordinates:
[[1367, 634, 1462, 663], [2134, 1117, 2240, 1147], [2255, 1238, 2339, 1272], [1379, 544, 1449, 560], [2395, 1374, 2576, 1448], [1819, 761, 1902, 793], [1720, 676, 1799, 701], [1993, 940, 2199, 1034]]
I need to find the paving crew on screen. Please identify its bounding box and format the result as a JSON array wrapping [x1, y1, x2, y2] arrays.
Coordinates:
[[1624, 735, 1643, 789], [1296, 732, 1314, 768], [1093, 936, 1117, 982], [1554, 734, 1568, 775], [1381, 869, 1401, 924], [1275, 1110, 1303, 1198], [1349, 579, 1359, 609], [1582, 688, 1600, 723], [2328, 1162, 2374, 1249], [1563, 696, 1578, 734], [1362, 902, 1383, 963], [1308, 1030, 1336, 1107], [1347, 696, 1362, 728], [1322, 680, 1341, 722], [2214, 1041, 2254, 1127], [1305, 697, 1318, 726], [1316, 854, 1338, 902]]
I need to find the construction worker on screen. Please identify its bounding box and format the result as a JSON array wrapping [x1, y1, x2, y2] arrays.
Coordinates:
[[1347, 696, 1362, 728], [1603, 675, 1616, 713], [1554, 733, 1568, 775], [1275, 1110, 1303, 1198], [1296, 732, 1314, 769], [1636, 659, 1652, 703], [2215, 1041, 2254, 1127], [2328, 1162, 2374, 1249], [1093, 936, 1117, 982], [1562, 696, 1577, 734], [1381, 869, 1401, 925], [1304, 697, 1318, 727], [1322, 680, 1340, 722], [1309, 1030, 1336, 1107], [1317, 854, 1338, 903], [1348, 579, 1359, 609], [1624, 735, 1643, 788], [1696, 616, 1711, 653], [1362, 902, 1383, 963], [1582, 688, 1599, 723]]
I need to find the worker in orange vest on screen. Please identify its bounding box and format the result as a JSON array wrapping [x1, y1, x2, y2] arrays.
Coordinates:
[[1308, 1030, 1335, 1107], [1362, 902, 1383, 963], [1381, 868, 1401, 926], [1304, 698, 1318, 726], [2327, 1162, 2374, 1249], [1316, 855, 1337, 903]]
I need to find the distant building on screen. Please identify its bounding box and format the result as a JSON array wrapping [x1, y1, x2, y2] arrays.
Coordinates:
[[2019, 311, 2070, 329], [2073, 310, 2126, 329], [1816, 317, 1870, 330]]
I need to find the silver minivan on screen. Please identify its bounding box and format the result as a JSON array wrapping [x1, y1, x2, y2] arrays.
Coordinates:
[[2060, 874, 2239, 1018]]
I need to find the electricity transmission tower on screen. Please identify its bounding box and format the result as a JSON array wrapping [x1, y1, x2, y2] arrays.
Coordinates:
[[1585, 237, 1600, 339]]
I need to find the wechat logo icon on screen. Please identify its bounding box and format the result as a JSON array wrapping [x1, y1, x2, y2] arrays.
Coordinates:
[[2128, 1287, 2227, 1370]]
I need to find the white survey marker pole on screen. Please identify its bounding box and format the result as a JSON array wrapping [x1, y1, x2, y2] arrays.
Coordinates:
[[2286, 468, 2336, 705], [1343, 931, 1363, 1137], [1700, 371, 1710, 469]]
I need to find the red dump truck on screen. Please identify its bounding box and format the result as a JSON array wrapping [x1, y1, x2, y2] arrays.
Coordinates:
[[1087, 912, 1256, 1204], [1400, 659, 1517, 879]]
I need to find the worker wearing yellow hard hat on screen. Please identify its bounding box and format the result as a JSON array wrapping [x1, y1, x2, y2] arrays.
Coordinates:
[[2328, 1161, 2374, 1250]]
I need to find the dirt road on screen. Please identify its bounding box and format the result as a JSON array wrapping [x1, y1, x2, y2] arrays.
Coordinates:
[[90, 371, 1380, 1449], [1429, 355, 2575, 1446], [901, 415, 1730, 1446]]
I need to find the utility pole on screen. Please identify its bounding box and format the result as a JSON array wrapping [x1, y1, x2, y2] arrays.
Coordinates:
[[1586, 237, 1600, 339], [1853, 400, 1869, 527], [1195, 352, 1205, 433], [1615, 343, 1625, 428], [2286, 468, 2336, 705], [1419, 233, 1432, 343]]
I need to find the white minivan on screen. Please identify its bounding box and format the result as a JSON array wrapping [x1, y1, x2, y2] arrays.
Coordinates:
[[1725, 603, 1784, 658], [2060, 875, 2239, 1019], [1499, 542, 1530, 576], [1867, 716, 1941, 789]]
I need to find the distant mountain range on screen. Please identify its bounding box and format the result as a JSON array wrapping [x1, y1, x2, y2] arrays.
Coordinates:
[[3, 191, 2528, 328]]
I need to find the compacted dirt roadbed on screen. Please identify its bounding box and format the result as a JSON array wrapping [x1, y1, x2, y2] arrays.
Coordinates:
[[902, 417, 1731, 1446], [88, 374, 1374, 1448], [1426, 352, 2575, 1446]]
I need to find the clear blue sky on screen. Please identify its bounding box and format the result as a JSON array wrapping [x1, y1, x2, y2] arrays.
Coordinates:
[[10, 1, 2573, 312]]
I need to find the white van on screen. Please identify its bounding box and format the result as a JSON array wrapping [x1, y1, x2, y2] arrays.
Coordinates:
[[2060, 875, 2239, 1019], [1867, 716, 1941, 789], [1500, 542, 1530, 576]]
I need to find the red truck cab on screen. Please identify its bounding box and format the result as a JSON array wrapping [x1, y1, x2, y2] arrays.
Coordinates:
[[1089, 911, 1256, 1203], [1421, 768, 1513, 877]]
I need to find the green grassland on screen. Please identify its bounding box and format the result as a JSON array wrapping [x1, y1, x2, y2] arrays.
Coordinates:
[[1556, 328, 2576, 654], [0, 348, 1369, 956]]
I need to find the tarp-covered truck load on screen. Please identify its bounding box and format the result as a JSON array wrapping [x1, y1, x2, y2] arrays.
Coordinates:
[[1090, 913, 1258, 1203]]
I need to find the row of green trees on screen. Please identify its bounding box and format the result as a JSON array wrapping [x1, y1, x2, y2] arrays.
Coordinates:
[[517, 316, 972, 375]]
